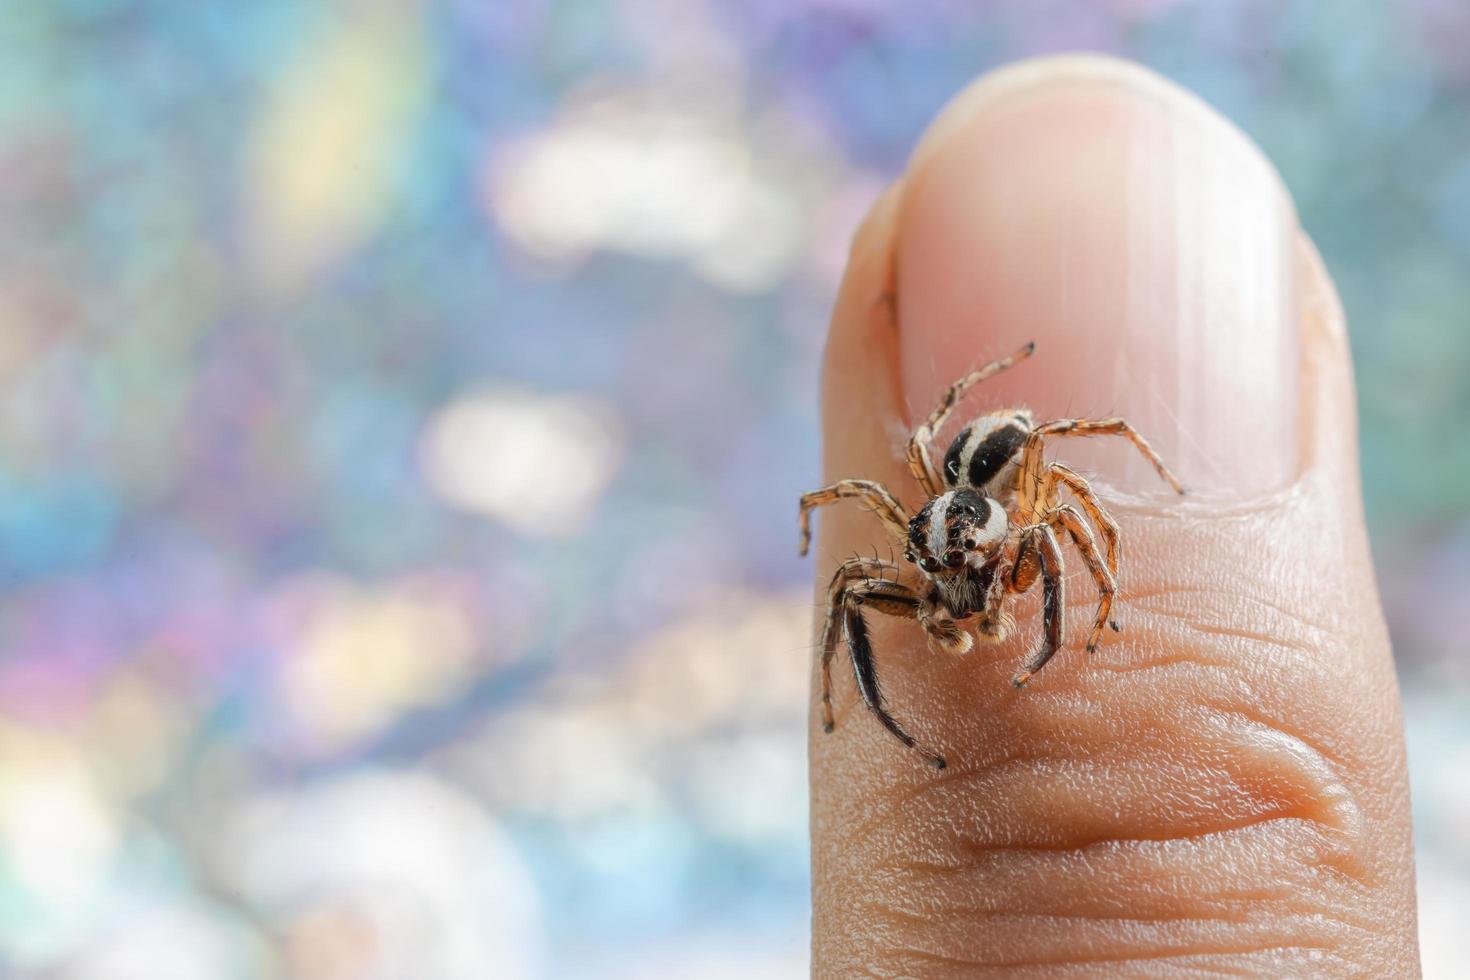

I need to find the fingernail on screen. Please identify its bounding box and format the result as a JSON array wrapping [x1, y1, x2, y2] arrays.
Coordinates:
[[896, 56, 1298, 497]]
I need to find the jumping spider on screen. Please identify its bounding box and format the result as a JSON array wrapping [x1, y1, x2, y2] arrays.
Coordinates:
[[798, 341, 1184, 768]]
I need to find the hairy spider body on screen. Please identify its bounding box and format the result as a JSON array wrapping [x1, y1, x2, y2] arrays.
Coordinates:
[[799, 341, 1185, 768]]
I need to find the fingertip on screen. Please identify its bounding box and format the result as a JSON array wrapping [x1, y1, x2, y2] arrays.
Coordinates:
[[896, 55, 1298, 499], [810, 58, 1417, 977]]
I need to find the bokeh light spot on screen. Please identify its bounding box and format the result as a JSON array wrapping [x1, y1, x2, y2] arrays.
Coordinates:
[[420, 388, 624, 537]]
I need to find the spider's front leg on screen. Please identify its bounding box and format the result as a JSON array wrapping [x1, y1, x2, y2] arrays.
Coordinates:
[[818, 558, 907, 733], [905, 340, 1035, 495], [797, 479, 908, 557], [819, 558, 946, 769], [1007, 524, 1065, 688]]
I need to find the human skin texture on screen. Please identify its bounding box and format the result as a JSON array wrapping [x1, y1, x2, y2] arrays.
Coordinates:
[[808, 57, 1419, 977]]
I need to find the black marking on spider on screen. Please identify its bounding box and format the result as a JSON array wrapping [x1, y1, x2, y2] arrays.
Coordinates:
[[797, 341, 1185, 767]]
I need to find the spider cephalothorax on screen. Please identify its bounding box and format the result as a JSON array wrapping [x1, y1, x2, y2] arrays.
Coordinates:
[[798, 341, 1184, 768]]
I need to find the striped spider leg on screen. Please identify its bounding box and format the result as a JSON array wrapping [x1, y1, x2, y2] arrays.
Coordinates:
[[1011, 417, 1186, 673], [905, 341, 1036, 496], [798, 480, 907, 558], [1003, 521, 1066, 688], [817, 558, 948, 769]]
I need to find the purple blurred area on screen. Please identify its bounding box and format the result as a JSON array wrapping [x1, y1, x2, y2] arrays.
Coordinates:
[[0, 1, 1467, 976]]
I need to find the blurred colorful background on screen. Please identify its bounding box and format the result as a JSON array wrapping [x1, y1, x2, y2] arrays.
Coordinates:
[[0, 1, 1467, 976]]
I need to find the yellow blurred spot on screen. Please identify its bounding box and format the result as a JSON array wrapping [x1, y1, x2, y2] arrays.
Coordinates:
[[281, 579, 478, 750], [621, 593, 809, 735], [244, 2, 427, 295], [83, 666, 190, 803]]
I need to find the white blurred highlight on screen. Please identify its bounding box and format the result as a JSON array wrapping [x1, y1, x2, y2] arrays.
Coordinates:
[[0, 733, 116, 925], [221, 770, 543, 980], [421, 389, 624, 536], [60, 901, 271, 980], [487, 92, 814, 292]]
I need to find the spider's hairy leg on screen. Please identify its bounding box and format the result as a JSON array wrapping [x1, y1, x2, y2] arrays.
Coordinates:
[[818, 557, 947, 767], [818, 557, 908, 733], [1045, 463, 1119, 573], [904, 340, 1035, 496], [798, 479, 909, 557], [1049, 503, 1116, 652], [1010, 524, 1065, 688], [1007, 524, 1042, 593], [1046, 462, 1124, 631], [1032, 416, 1187, 495], [844, 603, 946, 769]]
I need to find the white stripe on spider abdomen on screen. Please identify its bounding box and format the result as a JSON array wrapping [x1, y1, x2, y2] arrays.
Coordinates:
[[941, 409, 1034, 499]]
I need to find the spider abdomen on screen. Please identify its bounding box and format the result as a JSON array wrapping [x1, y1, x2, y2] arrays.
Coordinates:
[[941, 409, 1034, 497]]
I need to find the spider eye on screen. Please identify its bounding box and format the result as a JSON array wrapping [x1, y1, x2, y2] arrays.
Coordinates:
[[955, 504, 975, 517], [919, 556, 940, 573], [903, 551, 915, 563], [943, 550, 964, 567]]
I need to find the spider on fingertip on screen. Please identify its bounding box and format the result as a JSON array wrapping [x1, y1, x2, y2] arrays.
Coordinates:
[[798, 341, 1185, 768]]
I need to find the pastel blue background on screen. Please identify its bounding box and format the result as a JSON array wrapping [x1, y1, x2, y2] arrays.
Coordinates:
[[0, 1, 1466, 976]]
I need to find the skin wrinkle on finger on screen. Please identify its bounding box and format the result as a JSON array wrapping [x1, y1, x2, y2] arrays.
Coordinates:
[[809, 71, 1416, 978], [880, 833, 1379, 950], [838, 698, 1365, 869]]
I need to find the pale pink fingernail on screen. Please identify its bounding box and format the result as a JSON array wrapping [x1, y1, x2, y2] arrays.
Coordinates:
[[897, 55, 1298, 498]]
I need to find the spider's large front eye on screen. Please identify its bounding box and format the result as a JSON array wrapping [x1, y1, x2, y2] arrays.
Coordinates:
[[954, 503, 976, 517], [903, 551, 915, 563], [918, 556, 940, 573]]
